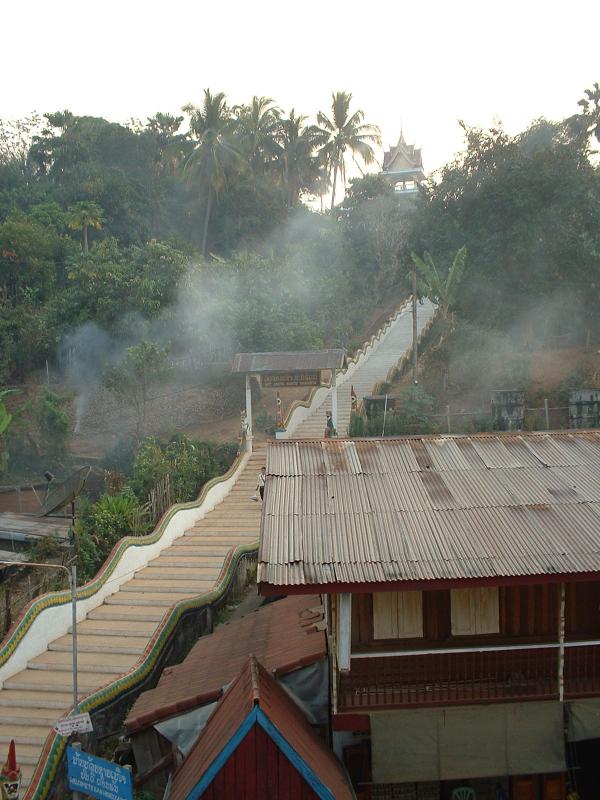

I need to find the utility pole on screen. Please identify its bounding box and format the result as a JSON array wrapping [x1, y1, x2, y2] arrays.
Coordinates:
[[412, 268, 418, 384]]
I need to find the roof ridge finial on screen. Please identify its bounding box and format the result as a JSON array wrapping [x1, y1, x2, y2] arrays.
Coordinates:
[[248, 654, 260, 704]]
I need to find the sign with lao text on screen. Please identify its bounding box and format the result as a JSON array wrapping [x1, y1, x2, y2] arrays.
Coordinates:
[[262, 371, 320, 388], [55, 712, 93, 736], [67, 747, 132, 800]]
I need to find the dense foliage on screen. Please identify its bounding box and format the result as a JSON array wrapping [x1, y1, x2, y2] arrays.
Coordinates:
[[75, 433, 238, 580], [0, 92, 397, 384], [410, 115, 600, 335]]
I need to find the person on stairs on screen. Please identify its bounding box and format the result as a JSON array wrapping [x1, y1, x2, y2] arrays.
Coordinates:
[[324, 412, 334, 438], [256, 466, 266, 501]]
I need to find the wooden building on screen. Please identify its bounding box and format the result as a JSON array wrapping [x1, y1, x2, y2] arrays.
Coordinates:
[[168, 656, 355, 800], [258, 432, 600, 800], [125, 595, 329, 797]]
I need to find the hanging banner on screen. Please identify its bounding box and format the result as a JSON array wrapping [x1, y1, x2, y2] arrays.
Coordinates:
[[261, 371, 320, 388]]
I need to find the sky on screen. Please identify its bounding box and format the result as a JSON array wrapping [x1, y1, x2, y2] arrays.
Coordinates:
[[3, 0, 599, 175]]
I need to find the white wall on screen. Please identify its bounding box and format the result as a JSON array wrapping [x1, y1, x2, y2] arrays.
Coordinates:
[[0, 451, 250, 686]]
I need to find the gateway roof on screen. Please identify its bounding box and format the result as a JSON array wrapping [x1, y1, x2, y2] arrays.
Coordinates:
[[232, 349, 346, 374]]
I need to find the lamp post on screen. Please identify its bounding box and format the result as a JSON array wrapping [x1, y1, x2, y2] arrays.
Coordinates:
[[0, 560, 78, 714]]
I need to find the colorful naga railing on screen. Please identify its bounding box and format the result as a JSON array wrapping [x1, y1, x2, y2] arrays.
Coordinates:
[[24, 541, 257, 800], [0, 449, 251, 799], [0, 452, 248, 674]]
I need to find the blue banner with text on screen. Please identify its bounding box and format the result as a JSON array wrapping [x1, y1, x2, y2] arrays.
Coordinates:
[[67, 746, 132, 800]]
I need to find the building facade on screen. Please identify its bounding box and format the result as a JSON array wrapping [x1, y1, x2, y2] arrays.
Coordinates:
[[258, 433, 600, 800]]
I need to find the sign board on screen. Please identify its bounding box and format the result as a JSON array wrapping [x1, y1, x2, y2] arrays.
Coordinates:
[[55, 712, 93, 736], [67, 747, 132, 800], [262, 371, 320, 389]]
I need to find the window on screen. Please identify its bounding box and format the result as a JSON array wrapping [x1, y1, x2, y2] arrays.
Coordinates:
[[373, 591, 423, 639], [451, 587, 499, 635]]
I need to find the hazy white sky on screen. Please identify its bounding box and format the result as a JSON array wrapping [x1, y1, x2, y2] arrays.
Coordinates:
[[3, 0, 599, 173]]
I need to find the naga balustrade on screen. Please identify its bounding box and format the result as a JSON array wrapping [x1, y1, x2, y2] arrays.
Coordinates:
[[339, 642, 600, 710]]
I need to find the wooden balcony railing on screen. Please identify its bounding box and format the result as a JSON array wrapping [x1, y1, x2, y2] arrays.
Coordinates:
[[339, 643, 600, 710]]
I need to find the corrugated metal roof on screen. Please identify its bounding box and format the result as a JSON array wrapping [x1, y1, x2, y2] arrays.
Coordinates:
[[232, 349, 346, 373], [258, 432, 600, 588], [125, 595, 325, 732], [168, 657, 355, 800]]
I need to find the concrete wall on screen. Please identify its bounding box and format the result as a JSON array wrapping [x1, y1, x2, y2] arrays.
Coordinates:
[[0, 451, 250, 686]]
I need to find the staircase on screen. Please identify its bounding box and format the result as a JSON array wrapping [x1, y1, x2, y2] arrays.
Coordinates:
[[6, 296, 434, 796], [0, 447, 266, 793], [290, 299, 436, 438]]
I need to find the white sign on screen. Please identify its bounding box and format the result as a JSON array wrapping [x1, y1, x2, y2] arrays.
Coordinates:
[[55, 712, 94, 736]]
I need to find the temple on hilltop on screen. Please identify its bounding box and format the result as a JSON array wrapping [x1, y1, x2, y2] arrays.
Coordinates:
[[382, 130, 425, 194]]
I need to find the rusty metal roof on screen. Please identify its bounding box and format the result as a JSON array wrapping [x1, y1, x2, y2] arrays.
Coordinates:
[[258, 432, 600, 589], [232, 349, 346, 373], [169, 656, 355, 800], [125, 595, 325, 732]]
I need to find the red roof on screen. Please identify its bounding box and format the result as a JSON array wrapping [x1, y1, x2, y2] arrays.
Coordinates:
[[169, 656, 354, 800], [126, 595, 325, 732]]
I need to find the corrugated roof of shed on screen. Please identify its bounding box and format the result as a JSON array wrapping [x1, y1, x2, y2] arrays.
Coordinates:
[[125, 595, 325, 732]]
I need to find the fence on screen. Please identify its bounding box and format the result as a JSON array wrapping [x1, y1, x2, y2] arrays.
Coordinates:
[[352, 401, 587, 437]]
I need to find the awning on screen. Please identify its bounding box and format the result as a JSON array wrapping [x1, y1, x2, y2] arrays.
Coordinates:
[[371, 702, 566, 783], [567, 698, 600, 742]]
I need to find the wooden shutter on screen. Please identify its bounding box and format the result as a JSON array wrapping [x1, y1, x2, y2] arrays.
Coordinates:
[[373, 591, 423, 639], [451, 587, 499, 635]]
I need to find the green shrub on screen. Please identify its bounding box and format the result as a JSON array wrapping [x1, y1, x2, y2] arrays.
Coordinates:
[[131, 434, 237, 504], [349, 413, 365, 437], [74, 489, 149, 580]]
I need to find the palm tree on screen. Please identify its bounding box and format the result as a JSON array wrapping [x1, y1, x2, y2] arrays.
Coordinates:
[[275, 110, 324, 208], [183, 90, 240, 257], [411, 246, 468, 323], [316, 91, 381, 210], [234, 96, 281, 174], [66, 201, 105, 252]]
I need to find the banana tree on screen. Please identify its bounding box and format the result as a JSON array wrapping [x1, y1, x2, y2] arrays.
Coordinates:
[[411, 246, 467, 323]]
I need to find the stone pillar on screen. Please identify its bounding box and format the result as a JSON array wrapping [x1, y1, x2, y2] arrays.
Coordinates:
[[245, 374, 253, 454]]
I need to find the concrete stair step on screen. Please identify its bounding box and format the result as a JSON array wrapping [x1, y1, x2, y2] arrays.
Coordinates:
[[185, 530, 258, 538], [88, 605, 167, 622], [30, 651, 133, 673], [138, 567, 219, 580], [150, 554, 225, 565], [123, 580, 213, 593], [0, 689, 79, 709], [0, 707, 58, 726], [57, 635, 145, 653], [5, 669, 118, 693], [168, 542, 232, 553], [0, 725, 49, 746], [68, 619, 157, 637], [105, 592, 196, 606], [19, 763, 35, 787]]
